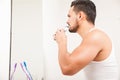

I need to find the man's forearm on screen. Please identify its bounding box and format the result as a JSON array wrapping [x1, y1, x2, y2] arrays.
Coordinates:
[[58, 43, 70, 68]]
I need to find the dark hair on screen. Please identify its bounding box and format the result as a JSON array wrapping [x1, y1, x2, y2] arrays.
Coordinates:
[[71, 0, 96, 24]]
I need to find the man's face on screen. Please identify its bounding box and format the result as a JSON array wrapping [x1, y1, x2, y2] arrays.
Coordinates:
[[67, 6, 79, 33]]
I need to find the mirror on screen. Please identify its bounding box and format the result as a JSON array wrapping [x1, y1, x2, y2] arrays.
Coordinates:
[[10, 0, 44, 80]]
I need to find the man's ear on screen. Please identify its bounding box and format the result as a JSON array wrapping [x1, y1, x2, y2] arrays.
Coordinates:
[[77, 11, 86, 21], [77, 11, 82, 20]]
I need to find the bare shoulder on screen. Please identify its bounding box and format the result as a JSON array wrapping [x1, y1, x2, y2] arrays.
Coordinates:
[[82, 28, 112, 49], [84, 28, 112, 51], [87, 28, 111, 42], [86, 28, 112, 61]]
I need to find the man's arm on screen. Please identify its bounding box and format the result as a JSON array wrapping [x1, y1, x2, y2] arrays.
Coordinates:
[[55, 29, 102, 75]]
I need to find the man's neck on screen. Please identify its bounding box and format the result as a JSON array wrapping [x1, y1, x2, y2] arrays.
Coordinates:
[[77, 21, 95, 39]]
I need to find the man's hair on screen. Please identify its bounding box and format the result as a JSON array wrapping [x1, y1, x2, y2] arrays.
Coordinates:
[[71, 0, 96, 24]]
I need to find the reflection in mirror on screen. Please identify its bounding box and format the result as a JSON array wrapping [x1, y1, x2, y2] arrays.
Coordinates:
[[10, 0, 44, 80]]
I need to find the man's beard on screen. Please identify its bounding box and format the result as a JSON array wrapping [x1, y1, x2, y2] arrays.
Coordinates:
[[69, 25, 79, 33]]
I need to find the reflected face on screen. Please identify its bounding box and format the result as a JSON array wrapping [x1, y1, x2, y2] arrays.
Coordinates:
[[67, 6, 79, 33]]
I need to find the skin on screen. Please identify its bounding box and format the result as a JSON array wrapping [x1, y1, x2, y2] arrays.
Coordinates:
[[54, 6, 112, 75]]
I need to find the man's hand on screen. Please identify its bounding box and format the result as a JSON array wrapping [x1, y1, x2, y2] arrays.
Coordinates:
[[54, 29, 67, 44]]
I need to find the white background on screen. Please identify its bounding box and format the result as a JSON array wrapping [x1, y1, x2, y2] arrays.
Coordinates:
[[0, 0, 11, 80]]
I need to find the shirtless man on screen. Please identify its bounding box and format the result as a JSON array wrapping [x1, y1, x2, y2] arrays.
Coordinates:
[[54, 0, 119, 80]]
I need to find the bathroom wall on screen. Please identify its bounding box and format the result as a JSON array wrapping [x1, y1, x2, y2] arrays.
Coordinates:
[[43, 0, 120, 80], [11, 0, 44, 80], [0, 0, 11, 80]]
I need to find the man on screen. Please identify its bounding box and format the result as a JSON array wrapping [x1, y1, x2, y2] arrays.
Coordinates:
[[54, 0, 119, 80]]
